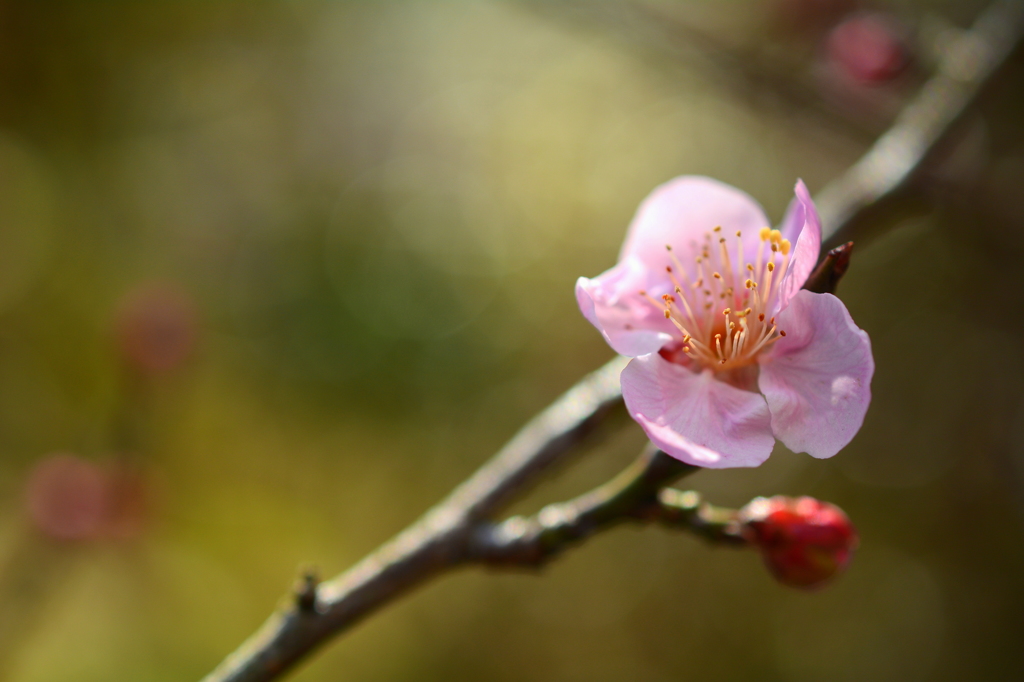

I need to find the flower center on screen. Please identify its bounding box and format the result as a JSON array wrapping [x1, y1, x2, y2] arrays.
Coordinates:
[[641, 226, 791, 371]]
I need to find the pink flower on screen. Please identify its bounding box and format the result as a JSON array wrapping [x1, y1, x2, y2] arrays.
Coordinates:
[[576, 176, 873, 468]]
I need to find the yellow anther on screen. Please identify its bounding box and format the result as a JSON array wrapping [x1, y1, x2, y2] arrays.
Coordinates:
[[771, 244, 779, 253], [747, 264, 754, 271], [682, 346, 691, 353], [663, 310, 671, 318], [770, 229, 782, 243], [767, 262, 775, 272], [780, 239, 791, 255], [723, 308, 732, 315], [713, 272, 722, 279], [713, 226, 722, 232], [719, 238, 726, 244], [759, 227, 771, 240], [744, 279, 753, 289], [735, 231, 742, 237], [665, 244, 673, 251]]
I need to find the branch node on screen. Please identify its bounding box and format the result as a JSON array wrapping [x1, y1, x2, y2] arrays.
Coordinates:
[[294, 567, 320, 613]]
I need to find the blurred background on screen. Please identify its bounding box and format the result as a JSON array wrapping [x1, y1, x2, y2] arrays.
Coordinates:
[[0, 1, 1022, 680]]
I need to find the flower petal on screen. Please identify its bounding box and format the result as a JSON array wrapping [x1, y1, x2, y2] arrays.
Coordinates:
[[575, 257, 675, 357], [621, 353, 775, 468], [775, 180, 822, 313], [621, 176, 771, 268], [758, 290, 873, 459]]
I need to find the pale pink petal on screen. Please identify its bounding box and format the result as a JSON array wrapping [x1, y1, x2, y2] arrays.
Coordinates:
[[621, 354, 775, 468], [621, 176, 771, 268], [758, 290, 873, 459], [775, 180, 822, 313], [575, 256, 675, 357]]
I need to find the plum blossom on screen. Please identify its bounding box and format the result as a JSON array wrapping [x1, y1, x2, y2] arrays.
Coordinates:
[[576, 176, 873, 468]]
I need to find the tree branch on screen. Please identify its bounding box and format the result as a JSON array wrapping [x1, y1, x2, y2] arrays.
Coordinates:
[[202, 357, 628, 682], [201, 3, 1024, 680]]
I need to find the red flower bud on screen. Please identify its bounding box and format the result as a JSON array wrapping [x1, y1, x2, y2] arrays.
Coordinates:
[[739, 495, 858, 589]]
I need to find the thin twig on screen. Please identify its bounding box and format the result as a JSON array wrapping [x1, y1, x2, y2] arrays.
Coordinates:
[[469, 446, 744, 569], [200, 3, 1024, 680]]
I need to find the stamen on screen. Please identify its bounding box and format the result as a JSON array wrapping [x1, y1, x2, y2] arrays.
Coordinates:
[[718, 237, 734, 297], [763, 260, 776, 302], [755, 229, 769, 284], [666, 244, 692, 284]]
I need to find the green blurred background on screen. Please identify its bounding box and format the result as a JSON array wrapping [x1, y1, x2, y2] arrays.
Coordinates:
[[0, 1, 1022, 680]]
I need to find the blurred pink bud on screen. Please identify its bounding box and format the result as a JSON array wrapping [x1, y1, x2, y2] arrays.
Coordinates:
[[826, 13, 910, 84], [26, 454, 110, 542], [25, 454, 153, 543], [739, 495, 858, 589], [114, 284, 198, 375]]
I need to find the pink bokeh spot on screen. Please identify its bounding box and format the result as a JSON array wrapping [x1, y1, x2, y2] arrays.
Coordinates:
[[577, 176, 873, 467]]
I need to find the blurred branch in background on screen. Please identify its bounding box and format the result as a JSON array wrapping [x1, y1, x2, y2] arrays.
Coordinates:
[[201, 2, 1024, 681], [814, 0, 1024, 246], [523, 0, 1024, 247]]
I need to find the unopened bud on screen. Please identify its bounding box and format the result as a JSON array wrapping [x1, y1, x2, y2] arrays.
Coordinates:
[[739, 495, 858, 589]]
